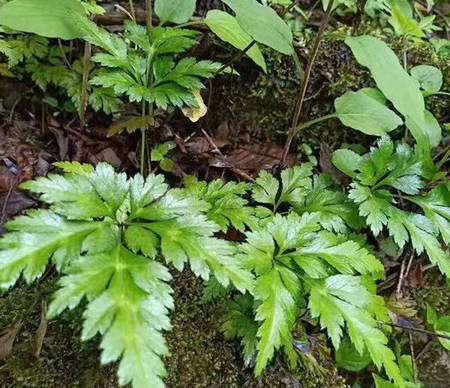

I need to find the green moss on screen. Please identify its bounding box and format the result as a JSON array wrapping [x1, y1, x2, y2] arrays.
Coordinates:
[[0, 271, 349, 388]]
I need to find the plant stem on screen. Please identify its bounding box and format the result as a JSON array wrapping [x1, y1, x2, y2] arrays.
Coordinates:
[[80, 41, 92, 131], [140, 100, 147, 175], [129, 0, 136, 20], [296, 113, 338, 130], [175, 20, 205, 28], [379, 320, 450, 341], [146, 0, 153, 41], [281, 0, 335, 166]]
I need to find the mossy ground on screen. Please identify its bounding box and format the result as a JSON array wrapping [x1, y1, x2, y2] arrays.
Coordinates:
[[0, 271, 347, 388]]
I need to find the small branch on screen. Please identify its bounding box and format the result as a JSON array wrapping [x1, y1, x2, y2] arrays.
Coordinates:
[[129, 0, 136, 20], [379, 321, 450, 340], [145, 0, 153, 41], [409, 333, 418, 384], [281, 0, 335, 166], [79, 41, 92, 130]]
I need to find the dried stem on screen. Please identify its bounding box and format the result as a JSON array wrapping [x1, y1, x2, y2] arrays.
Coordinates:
[[379, 321, 450, 340], [281, 0, 335, 165]]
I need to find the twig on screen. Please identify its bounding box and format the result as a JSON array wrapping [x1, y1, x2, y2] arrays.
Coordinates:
[[281, 0, 335, 166], [79, 41, 92, 130], [115, 4, 134, 21], [416, 338, 433, 361], [379, 321, 450, 340], [145, 0, 153, 41], [201, 129, 255, 182], [396, 255, 407, 297], [214, 0, 302, 76], [129, 0, 136, 21], [409, 333, 417, 383]]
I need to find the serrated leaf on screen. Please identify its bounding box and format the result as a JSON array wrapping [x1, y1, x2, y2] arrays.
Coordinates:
[[53, 161, 94, 177], [50, 243, 173, 388], [0, 210, 103, 290], [205, 10, 267, 72], [309, 275, 404, 387], [222, 294, 259, 366]]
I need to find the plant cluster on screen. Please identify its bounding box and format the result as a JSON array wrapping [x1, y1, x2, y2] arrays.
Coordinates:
[[0, 1, 448, 388]]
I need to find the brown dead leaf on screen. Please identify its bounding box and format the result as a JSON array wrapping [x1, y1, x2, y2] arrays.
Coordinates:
[[185, 137, 229, 154], [0, 321, 22, 361], [0, 189, 36, 229], [49, 127, 69, 160], [406, 263, 423, 288], [89, 148, 122, 168], [210, 143, 296, 171], [32, 300, 47, 359]]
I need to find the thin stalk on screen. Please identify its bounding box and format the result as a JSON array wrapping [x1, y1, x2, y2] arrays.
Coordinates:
[[281, 0, 335, 166], [175, 20, 205, 28], [140, 100, 147, 175], [146, 0, 153, 41], [140, 0, 154, 176], [296, 113, 337, 131], [436, 147, 450, 171], [129, 0, 136, 21], [80, 41, 92, 130], [291, 51, 304, 82], [379, 320, 450, 341]]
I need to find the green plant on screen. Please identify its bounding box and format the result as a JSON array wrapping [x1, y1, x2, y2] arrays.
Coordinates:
[[426, 304, 450, 350], [218, 165, 406, 386], [287, 35, 442, 154], [0, 162, 253, 388], [332, 137, 450, 277]]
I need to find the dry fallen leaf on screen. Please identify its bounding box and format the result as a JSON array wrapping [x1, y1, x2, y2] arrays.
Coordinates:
[[182, 90, 207, 122], [32, 300, 48, 358], [0, 321, 22, 361]]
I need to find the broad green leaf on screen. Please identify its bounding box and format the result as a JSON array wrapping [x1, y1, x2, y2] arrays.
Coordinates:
[[345, 36, 425, 141], [336, 339, 372, 371], [335, 90, 403, 136], [389, 3, 424, 38], [0, 0, 86, 39], [332, 149, 361, 178], [155, 0, 196, 24], [405, 109, 442, 149], [435, 316, 450, 350], [410, 65, 443, 92], [205, 10, 267, 72], [222, 0, 293, 55]]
